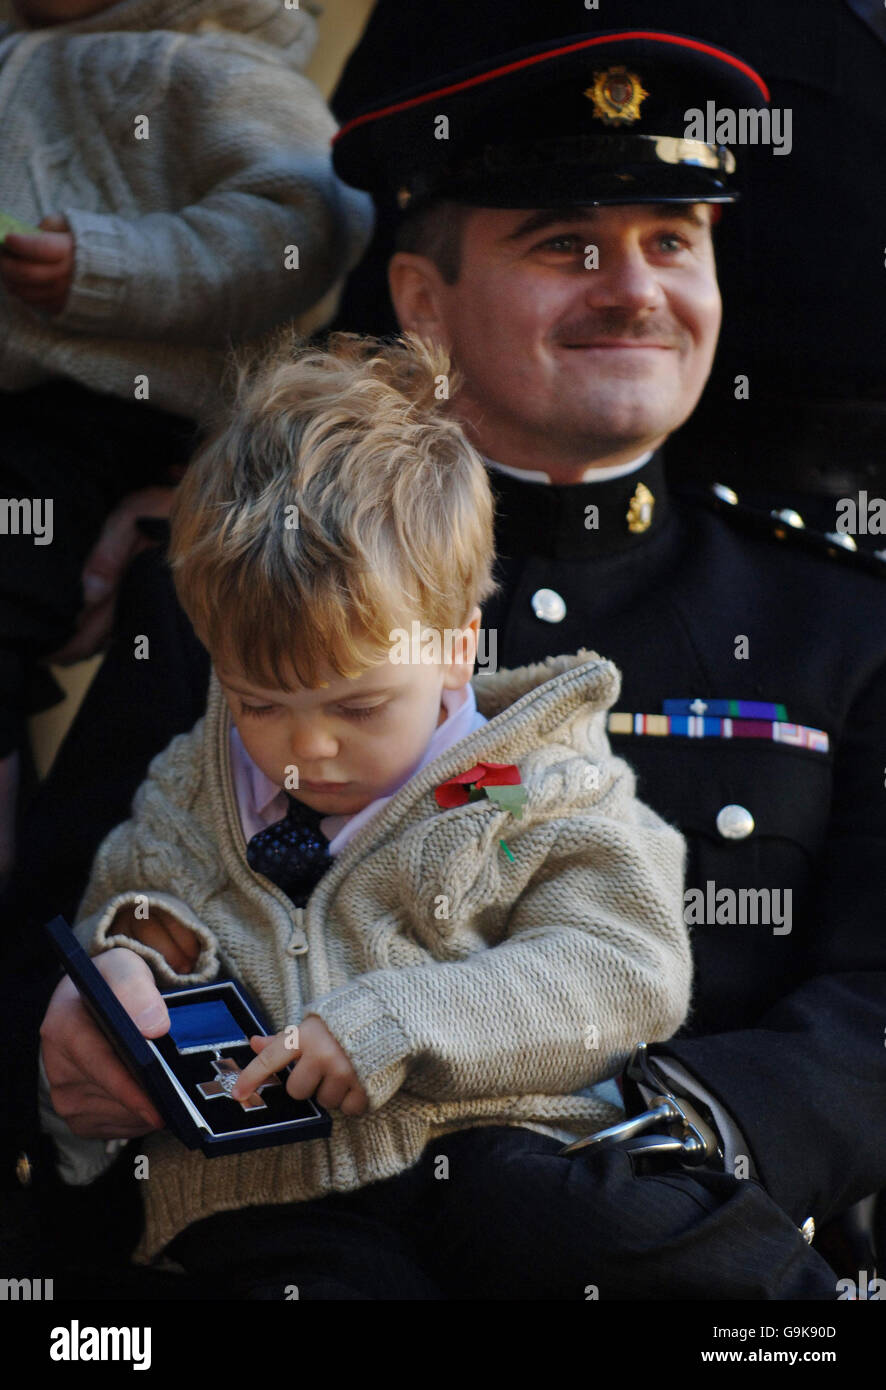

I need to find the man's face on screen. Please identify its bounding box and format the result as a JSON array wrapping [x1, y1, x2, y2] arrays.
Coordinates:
[[399, 202, 721, 475]]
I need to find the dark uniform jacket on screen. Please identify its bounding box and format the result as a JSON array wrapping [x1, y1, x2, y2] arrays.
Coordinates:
[[482, 453, 886, 1230]]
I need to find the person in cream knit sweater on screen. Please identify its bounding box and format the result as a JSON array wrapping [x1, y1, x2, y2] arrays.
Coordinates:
[[0, 0, 373, 417], [0, 0, 373, 880], [48, 334, 692, 1296]]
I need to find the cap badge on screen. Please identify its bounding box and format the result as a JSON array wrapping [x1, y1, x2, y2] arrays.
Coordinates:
[[586, 66, 649, 126], [626, 481, 655, 533]]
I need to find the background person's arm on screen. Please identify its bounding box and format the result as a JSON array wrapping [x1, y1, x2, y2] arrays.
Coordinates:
[[50, 42, 374, 346]]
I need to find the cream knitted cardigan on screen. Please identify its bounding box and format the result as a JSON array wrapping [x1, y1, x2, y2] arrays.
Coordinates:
[[73, 651, 692, 1262], [0, 0, 374, 421]]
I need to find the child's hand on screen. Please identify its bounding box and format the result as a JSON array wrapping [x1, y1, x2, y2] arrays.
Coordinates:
[[0, 214, 74, 315], [110, 903, 201, 976], [232, 1016, 370, 1117]]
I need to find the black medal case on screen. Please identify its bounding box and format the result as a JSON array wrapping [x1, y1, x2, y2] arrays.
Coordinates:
[[46, 916, 331, 1156]]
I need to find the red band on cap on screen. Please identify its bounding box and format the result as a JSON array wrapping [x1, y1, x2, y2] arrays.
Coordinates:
[[333, 30, 771, 145]]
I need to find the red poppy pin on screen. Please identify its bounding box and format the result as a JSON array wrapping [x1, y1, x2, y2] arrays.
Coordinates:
[[434, 761, 527, 861]]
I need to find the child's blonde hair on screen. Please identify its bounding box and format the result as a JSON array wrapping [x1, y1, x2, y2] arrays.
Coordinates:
[[169, 331, 497, 690]]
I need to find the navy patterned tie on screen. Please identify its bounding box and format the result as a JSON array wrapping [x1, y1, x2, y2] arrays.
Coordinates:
[[246, 795, 333, 907]]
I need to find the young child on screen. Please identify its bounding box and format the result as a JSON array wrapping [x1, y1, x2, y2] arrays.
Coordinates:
[[57, 333, 692, 1295], [0, 0, 373, 876]]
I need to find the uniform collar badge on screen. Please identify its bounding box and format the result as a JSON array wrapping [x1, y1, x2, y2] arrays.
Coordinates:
[[627, 480, 656, 533], [586, 66, 649, 126]]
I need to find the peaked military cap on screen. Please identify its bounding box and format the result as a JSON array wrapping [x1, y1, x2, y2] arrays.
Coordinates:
[[332, 29, 770, 215]]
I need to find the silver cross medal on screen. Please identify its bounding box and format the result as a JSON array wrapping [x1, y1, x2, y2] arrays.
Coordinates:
[[197, 1051, 282, 1112]]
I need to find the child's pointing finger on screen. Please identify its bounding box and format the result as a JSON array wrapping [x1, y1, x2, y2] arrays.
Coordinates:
[[231, 1030, 299, 1100]]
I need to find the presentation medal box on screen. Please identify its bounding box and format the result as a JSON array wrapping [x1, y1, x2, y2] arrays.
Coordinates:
[[46, 916, 331, 1157]]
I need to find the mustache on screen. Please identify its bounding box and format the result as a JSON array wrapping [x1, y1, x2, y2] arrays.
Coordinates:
[[553, 313, 686, 347]]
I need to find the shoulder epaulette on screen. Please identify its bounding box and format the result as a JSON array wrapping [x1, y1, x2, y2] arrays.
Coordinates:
[[676, 482, 886, 578]]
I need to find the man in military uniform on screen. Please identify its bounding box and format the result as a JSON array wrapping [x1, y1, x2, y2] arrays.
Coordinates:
[[20, 30, 886, 1298], [331, 0, 886, 530]]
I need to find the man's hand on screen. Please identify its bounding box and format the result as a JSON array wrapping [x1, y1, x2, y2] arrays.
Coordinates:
[[40, 947, 168, 1139], [231, 1015, 370, 1117], [50, 485, 177, 665], [0, 214, 74, 315]]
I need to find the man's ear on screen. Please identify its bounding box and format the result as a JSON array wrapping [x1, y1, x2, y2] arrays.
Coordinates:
[[388, 252, 450, 344]]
